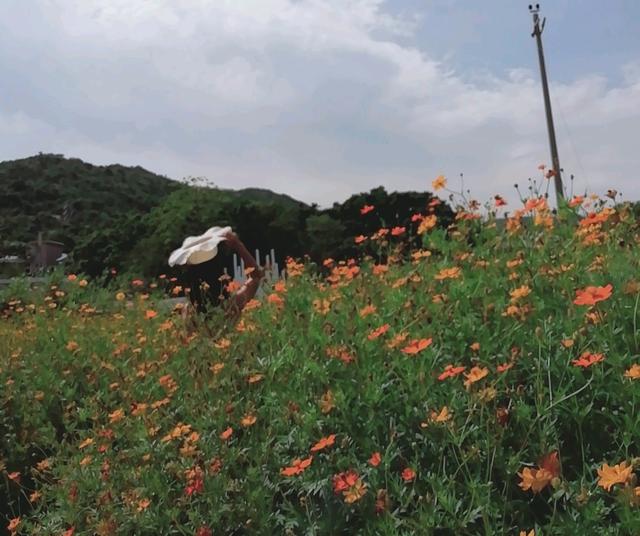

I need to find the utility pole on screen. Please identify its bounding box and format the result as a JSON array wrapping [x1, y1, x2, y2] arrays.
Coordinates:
[[529, 3, 564, 202]]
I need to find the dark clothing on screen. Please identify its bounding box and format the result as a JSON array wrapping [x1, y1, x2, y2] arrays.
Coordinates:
[[182, 244, 233, 317]]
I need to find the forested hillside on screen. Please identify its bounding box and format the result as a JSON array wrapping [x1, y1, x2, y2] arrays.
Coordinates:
[[0, 154, 453, 278]]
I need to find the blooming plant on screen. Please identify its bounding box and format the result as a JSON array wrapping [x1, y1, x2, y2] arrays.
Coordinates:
[[2, 182, 640, 534]]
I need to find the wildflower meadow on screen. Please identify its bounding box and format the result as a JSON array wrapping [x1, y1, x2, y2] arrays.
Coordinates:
[[2, 179, 640, 535]]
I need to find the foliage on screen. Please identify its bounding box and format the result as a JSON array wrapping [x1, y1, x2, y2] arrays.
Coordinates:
[[2, 190, 640, 535], [0, 155, 452, 279]]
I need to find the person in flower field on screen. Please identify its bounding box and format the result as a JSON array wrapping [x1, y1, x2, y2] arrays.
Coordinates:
[[169, 227, 264, 322]]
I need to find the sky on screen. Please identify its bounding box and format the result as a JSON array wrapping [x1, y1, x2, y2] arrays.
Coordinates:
[[1, 0, 639, 207]]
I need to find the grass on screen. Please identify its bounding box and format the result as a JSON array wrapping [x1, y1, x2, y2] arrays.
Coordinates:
[[2, 190, 640, 535]]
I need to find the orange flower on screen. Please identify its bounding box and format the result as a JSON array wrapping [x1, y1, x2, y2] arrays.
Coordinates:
[[369, 452, 382, 467], [434, 267, 461, 281], [624, 364, 640, 380], [67, 274, 77, 281], [417, 214, 437, 234], [572, 352, 604, 368], [7, 518, 20, 534], [368, 324, 390, 340], [241, 414, 257, 427], [438, 364, 466, 381], [281, 457, 313, 477], [220, 427, 233, 441], [432, 175, 446, 191], [597, 461, 633, 491], [496, 362, 513, 373], [510, 285, 531, 301], [400, 338, 433, 355], [310, 434, 336, 453], [333, 470, 366, 502], [568, 195, 584, 208], [494, 195, 507, 207], [360, 204, 375, 215], [359, 304, 377, 317], [520, 530, 535, 536], [430, 406, 452, 424], [463, 366, 489, 388], [573, 284, 613, 306], [391, 226, 405, 236], [539, 451, 561, 479], [372, 264, 389, 276], [354, 235, 367, 244], [518, 467, 553, 493], [524, 197, 548, 212], [145, 309, 158, 320], [267, 293, 284, 308], [401, 467, 416, 482]]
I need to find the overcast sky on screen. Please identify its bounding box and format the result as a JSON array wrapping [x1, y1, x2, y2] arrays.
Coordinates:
[[1, 0, 639, 207]]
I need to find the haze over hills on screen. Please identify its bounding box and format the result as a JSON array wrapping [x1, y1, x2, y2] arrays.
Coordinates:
[[0, 154, 452, 278]]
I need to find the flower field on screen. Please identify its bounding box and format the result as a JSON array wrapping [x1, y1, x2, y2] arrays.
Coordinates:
[[2, 189, 640, 535]]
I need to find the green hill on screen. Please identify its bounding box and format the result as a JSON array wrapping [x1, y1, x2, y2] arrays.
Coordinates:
[[0, 154, 453, 278]]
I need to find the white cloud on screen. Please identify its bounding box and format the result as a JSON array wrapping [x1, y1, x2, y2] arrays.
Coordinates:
[[0, 0, 638, 207]]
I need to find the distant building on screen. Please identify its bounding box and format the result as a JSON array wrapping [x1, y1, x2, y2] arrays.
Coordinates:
[[27, 234, 66, 274]]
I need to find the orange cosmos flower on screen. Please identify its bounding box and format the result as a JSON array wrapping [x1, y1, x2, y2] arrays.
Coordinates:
[[463, 366, 489, 388], [524, 197, 548, 212], [368, 324, 390, 340], [573, 284, 613, 306], [7, 518, 20, 534], [145, 309, 158, 320], [518, 467, 554, 493], [391, 226, 406, 236], [510, 285, 531, 301], [281, 457, 313, 477], [354, 235, 367, 244], [310, 434, 336, 453], [359, 304, 377, 317], [539, 451, 561, 479], [372, 264, 389, 276], [333, 471, 367, 503], [624, 364, 640, 380], [132, 279, 144, 287], [417, 214, 437, 234], [432, 175, 446, 191], [360, 204, 375, 215], [496, 362, 513, 373], [220, 427, 233, 441], [401, 468, 416, 482], [597, 461, 633, 491], [494, 195, 507, 207], [401, 338, 433, 355], [438, 364, 466, 381], [572, 352, 604, 368], [568, 195, 584, 208], [430, 406, 452, 424], [241, 414, 257, 427], [369, 452, 382, 467], [434, 267, 461, 281]]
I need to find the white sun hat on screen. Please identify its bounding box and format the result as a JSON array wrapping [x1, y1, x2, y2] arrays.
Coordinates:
[[168, 226, 232, 267]]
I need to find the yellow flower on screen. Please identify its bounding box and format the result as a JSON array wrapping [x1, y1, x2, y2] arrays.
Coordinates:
[[115, 291, 126, 301], [597, 461, 633, 491], [432, 175, 446, 191]]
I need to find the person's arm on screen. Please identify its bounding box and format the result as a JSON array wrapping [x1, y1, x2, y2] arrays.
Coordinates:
[[223, 231, 265, 316]]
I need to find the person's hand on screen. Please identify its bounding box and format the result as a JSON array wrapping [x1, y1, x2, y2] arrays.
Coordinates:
[[223, 230, 239, 248]]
